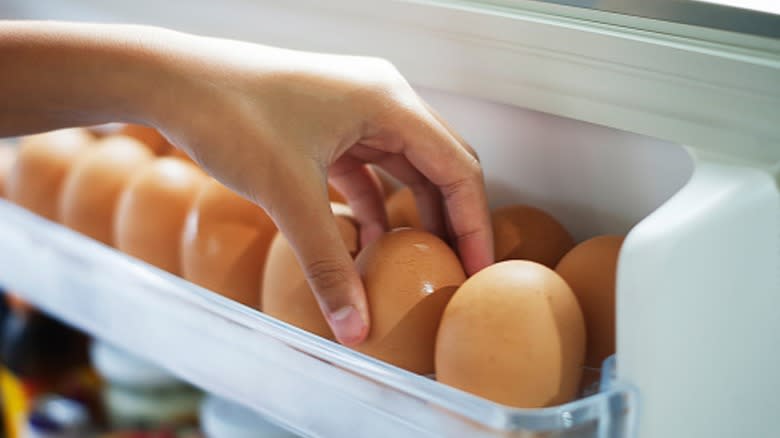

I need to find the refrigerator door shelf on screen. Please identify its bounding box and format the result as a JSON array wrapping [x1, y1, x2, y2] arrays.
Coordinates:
[[0, 199, 636, 438]]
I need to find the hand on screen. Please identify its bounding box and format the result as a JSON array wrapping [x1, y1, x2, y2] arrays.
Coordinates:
[[156, 33, 494, 344], [0, 23, 494, 345]]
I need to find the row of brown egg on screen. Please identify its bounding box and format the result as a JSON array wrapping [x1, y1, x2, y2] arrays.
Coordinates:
[[0, 126, 622, 409]]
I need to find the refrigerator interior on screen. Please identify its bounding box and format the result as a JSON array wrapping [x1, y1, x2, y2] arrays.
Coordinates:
[[1, 1, 778, 437], [0, 85, 695, 437]]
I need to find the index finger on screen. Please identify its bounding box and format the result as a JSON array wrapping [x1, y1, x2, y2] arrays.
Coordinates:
[[393, 104, 493, 275]]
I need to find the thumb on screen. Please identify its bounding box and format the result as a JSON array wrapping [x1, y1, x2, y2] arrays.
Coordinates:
[[271, 166, 370, 346]]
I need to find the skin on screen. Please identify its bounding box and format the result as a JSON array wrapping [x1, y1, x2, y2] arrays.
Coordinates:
[[0, 21, 494, 345]]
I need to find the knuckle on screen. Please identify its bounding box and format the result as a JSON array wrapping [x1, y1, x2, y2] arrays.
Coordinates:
[[441, 177, 469, 201], [367, 59, 412, 97], [469, 159, 484, 180], [369, 56, 398, 73], [456, 226, 485, 244], [460, 157, 483, 184], [466, 145, 481, 163], [304, 258, 351, 300]]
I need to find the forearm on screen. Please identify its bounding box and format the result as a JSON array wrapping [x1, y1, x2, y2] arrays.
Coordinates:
[[0, 21, 180, 136]]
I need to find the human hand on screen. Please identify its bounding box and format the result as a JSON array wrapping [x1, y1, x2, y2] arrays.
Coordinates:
[[151, 33, 494, 344], [0, 23, 494, 345]]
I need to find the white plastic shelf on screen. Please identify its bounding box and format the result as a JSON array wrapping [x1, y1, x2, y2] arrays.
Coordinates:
[[0, 199, 636, 438]]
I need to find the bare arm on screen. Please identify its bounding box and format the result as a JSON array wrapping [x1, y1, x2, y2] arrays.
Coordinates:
[[0, 22, 179, 134], [0, 21, 494, 345]]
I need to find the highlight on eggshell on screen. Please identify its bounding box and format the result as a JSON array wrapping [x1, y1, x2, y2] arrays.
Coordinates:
[[181, 178, 277, 308], [114, 157, 206, 275], [6, 128, 94, 221], [0, 142, 18, 198], [556, 234, 624, 392], [58, 135, 155, 246], [435, 260, 586, 408], [165, 146, 196, 165], [261, 203, 359, 340], [353, 228, 466, 374], [386, 187, 422, 229], [491, 204, 575, 268], [117, 123, 172, 155]]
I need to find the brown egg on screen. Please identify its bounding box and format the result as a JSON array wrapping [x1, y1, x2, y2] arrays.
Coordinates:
[[556, 235, 624, 390], [181, 179, 277, 307], [6, 128, 94, 220], [354, 229, 465, 374], [164, 146, 196, 165], [0, 143, 18, 198], [58, 136, 155, 245], [386, 187, 422, 229], [436, 260, 586, 408], [117, 124, 172, 155], [261, 204, 358, 339], [491, 204, 575, 268], [114, 157, 206, 274], [327, 184, 347, 203]]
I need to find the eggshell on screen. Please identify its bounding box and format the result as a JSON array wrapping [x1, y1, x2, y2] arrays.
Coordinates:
[[327, 184, 347, 203], [261, 204, 358, 339], [6, 128, 94, 220], [165, 146, 196, 165], [181, 179, 277, 307], [435, 260, 586, 408], [0, 143, 18, 198], [386, 187, 422, 229], [114, 157, 206, 274], [353, 229, 465, 374], [58, 136, 154, 245], [491, 204, 575, 268], [117, 124, 172, 155], [556, 235, 623, 373]]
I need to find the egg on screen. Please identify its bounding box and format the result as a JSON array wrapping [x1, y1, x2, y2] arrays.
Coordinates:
[[327, 184, 347, 204], [165, 146, 197, 165], [353, 229, 465, 374], [6, 128, 94, 220], [58, 136, 155, 245], [117, 124, 172, 155], [386, 187, 422, 229], [556, 235, 624, 390], [491, 204, 575, 268], [181, 179, 277, 307], [0, 142, 18, 198], [435, 260, 586, 408], [114, 157, 206, 274], [261, 204, 358, 339]]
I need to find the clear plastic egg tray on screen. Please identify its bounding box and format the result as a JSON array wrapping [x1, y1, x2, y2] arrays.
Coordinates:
[[0, 199, 636, 437]]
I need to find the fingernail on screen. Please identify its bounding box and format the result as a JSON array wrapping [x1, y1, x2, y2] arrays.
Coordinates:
[[329, 305, 368, 346]]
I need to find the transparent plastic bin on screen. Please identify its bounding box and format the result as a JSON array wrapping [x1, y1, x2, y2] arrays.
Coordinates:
[[0, 85, 697, 437], [0, 199, 636, 438]]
